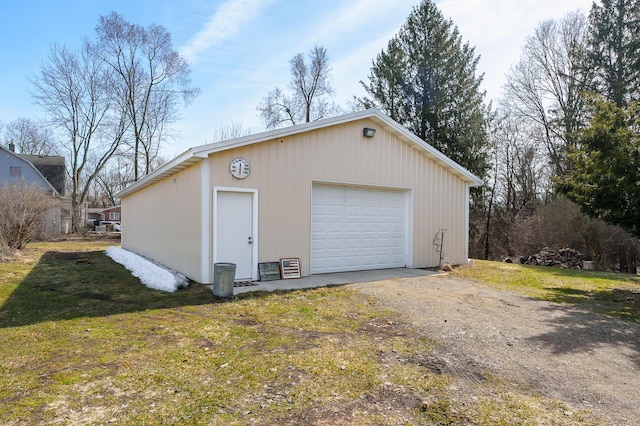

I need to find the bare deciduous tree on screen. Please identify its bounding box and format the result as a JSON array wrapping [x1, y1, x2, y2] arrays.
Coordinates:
[[211, 121, 249, 142], [30, 13, 197, 229], [95, 12, 200, 181], [474, 110, 550, 259], [494, 119, 549, 217], [0, 183, 58, 251], [90, 151, 166, 207], [503, 11, 590, 177], [2, 118, 58, 155], [31, 42, 127, 231], [258, 46, 339, 128]]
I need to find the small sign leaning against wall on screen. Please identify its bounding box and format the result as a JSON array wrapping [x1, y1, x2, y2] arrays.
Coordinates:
[[258, 262, 281, 281], [279, 258, 301, 279]]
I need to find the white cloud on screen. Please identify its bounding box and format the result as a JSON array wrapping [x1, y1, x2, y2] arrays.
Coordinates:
[[309, 0, 398, 42], [180, 0, 275, 63], [437, 0, 593, 100], [300, 0, 415, 106], [302, 0, 415, 47]]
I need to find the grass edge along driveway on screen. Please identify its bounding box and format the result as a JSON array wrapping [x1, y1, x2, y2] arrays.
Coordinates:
[[452, 259, 640, 324]]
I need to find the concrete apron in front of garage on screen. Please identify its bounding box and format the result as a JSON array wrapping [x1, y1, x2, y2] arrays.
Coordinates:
[[230, 268, 438, 295]]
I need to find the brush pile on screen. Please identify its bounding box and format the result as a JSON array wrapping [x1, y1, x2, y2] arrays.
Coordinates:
[[518, 248, 586, 269]]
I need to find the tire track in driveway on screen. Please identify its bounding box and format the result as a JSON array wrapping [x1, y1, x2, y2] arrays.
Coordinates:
[[351, 274, 640, 425]]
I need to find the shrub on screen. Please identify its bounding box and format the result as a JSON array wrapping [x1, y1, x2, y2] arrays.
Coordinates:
[[471, 197, 640, 273], [0, 183, 58, 251]]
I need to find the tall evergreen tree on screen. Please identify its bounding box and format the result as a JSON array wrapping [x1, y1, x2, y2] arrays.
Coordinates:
[[557, 97, 640, 238], [556, 1, 640, 240], [583, 0, 640, 107], [359, 0, 488, 177]]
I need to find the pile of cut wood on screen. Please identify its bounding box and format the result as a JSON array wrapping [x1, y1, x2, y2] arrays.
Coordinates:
[[518, 248, 586, 269]]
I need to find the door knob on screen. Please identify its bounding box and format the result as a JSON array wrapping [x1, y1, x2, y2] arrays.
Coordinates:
[[248, 236, 252, 244]]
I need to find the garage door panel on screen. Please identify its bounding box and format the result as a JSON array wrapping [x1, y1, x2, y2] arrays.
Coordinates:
[[311, 184, 408, 274]]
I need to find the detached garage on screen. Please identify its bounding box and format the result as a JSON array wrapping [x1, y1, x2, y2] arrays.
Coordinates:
[[117, 108, 482, 284]]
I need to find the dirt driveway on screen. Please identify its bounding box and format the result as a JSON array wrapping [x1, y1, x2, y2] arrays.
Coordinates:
[[351, 274, 640, 425]]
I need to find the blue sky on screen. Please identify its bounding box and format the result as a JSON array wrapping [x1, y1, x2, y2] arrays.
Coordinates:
[[1, 0, 593, 158]]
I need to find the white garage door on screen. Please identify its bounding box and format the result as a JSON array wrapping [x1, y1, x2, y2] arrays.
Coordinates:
[[311, 184, 408, 274]]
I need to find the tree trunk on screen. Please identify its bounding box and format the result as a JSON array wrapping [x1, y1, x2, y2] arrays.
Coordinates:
[[71, 194, 82, 233]]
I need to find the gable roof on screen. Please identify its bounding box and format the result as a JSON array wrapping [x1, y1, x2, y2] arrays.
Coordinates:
[[0, 145, 59, 195], [20, 154, 66, 195], [117, 108, 483, 198]]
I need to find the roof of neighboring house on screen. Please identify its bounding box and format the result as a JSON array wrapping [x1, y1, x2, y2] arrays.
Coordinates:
[[20, 154, 66, 196], [117, 108, 483, 198], [0, 145, 59, 195], [87, 206, 121, 216]]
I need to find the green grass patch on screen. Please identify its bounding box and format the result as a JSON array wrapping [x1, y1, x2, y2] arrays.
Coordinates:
[[453, 260, 640, 323], [0, 241, 608, 424]]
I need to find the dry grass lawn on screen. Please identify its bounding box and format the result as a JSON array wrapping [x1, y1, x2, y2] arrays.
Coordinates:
[[3, 241, 634, 424]]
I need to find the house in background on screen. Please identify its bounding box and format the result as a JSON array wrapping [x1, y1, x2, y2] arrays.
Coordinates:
[[1, 144, 58, 193], [86, 208, 104, 226], [1, 143, 71, 234], [102, 205, 121, 222], [20, 152, 66, 196], [86, 205, 121, 231], [118, 109, 483, 284], [86, 206, 122, 223]]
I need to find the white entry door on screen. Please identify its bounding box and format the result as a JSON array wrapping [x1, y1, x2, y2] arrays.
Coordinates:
[[216, 191, 255, 281]]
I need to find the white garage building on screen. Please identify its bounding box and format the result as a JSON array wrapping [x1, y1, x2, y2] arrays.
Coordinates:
[[117, 109, 482, 283]]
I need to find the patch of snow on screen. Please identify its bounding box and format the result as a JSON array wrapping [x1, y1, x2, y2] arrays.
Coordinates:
[[105, 246, 188, 293]]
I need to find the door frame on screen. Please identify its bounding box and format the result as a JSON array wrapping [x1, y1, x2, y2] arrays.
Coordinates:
[[213, 186, 259, 281]]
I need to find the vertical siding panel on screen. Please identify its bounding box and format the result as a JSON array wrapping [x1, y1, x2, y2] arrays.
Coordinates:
[[424, 155, 432, 265], [445, 170, 453, 263], [386, 130, 394, 183], [420, 151, 428, 265], [421, 151, 429, 265], [433, 164, 443, 264], [414, 149, 424, 266]]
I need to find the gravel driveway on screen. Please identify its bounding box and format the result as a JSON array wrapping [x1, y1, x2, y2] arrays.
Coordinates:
[[351, 273, 640, 425]]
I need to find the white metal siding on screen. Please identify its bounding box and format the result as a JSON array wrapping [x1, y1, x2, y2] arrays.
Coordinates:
[[311, 184, 407, 273], [121, 164, 203, 281]]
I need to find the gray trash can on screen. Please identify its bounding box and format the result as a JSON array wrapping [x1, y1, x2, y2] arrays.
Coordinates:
[[212, 263, 236, 297]]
